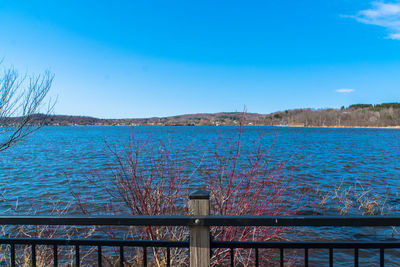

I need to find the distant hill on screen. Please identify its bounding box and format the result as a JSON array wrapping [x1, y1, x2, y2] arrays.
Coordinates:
[[2, 102, 400, 127], [263, 102, 400, 127]]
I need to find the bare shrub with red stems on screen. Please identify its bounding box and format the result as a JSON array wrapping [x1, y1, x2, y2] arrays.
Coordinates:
[[71, 133, 196, 266], [201, 127, 309, 266], [70, 122, 311, 266]]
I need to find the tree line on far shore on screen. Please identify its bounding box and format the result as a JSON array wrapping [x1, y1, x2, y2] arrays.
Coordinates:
[[1, 102, 400, 127], [264, 102, 400, 127], [265, 103, 400, 127]]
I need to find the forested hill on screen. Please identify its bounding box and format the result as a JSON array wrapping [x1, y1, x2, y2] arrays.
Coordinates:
[[4, 103, 400, 127], [262, 103, 400, 127]]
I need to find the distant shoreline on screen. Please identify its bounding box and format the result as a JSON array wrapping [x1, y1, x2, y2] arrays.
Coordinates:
[[6, 103, 400, 128], [40, 124, 400, 129], [274, 124, 400, 129]]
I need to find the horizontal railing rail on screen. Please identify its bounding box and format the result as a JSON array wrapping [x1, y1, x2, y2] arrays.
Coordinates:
[[0, 238, 189, 248], [211, 241, 400, 249], [1, 215, 400, 226]]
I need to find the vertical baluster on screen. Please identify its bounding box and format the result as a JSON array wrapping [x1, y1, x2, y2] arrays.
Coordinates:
[[166, 247, 170, 267], [32, 245, 36, 267], [305, 248, 308, 267], [380, 248, 384, 267], [329, 248, 333, 267], [10, 243, 15, 267], [76, 245, 80, 267], [98, 246, 102, 267], [255, 248, 259, 267], [143, 247, 147, 267], [280, 248, 284, 267], [120, 246, 124, 267], [354, 248, 359, 267], [53, 245, 58, 267], [230, 248, 234, 267]]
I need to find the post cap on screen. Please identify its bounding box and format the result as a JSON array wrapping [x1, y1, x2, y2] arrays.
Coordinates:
[[189, 190, 210, 200]]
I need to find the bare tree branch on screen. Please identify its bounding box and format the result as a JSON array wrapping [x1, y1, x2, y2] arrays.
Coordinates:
[[0, 65, 54, 152]]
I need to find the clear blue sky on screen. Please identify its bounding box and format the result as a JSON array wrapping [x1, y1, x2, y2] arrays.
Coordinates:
[[1, 0, 400, 118]]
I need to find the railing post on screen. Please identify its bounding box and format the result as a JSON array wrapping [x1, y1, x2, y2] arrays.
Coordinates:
[[189, 190, 210, 267]]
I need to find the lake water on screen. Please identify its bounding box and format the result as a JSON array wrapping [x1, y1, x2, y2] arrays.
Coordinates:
[[1, 126, 399, 213], [1, 126, 400, 264]]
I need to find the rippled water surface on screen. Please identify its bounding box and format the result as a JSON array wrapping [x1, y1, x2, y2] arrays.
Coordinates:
[[1, 126, 400, 213]]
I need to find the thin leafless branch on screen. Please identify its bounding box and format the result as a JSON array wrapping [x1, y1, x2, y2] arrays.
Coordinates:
[[0, 64, 54, 152]]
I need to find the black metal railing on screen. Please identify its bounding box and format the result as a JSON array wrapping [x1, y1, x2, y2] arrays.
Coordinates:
[[1, 190, 400, 266], [0, 215, 400, 266], [211, 240, 400, 267], [1, 236, 188, 267]]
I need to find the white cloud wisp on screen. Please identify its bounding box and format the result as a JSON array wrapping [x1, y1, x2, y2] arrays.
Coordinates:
[[351, 1, 400, 40], [336, 88, 355, 94]]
